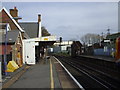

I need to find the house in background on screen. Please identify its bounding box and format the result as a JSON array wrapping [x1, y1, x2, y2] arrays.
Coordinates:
[[86, 32, 120, 57], [53, 41, 82, 57]]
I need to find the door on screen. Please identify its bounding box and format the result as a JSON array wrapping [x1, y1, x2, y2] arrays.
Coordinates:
[[24, 41, 35, 65]]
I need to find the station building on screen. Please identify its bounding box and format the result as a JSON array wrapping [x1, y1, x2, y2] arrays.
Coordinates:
[[0, 7, 56, 74]]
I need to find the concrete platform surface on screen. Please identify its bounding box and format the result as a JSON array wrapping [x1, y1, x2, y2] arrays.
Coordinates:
[[2, 56, 80, 89]]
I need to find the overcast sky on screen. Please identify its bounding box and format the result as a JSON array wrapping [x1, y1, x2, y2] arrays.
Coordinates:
[[2, 2, 118, 41]]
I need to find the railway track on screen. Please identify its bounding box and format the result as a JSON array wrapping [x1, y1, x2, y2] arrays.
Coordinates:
[[55, 55, 120, 89]]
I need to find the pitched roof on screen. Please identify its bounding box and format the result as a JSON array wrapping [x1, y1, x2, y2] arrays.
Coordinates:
[[0, 7, 24, 32], [19, 22, 38, 38], [0, 30, 19, 44]]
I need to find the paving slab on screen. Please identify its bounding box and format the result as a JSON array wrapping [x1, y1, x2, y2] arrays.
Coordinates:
[[9, 60, 50, 88]]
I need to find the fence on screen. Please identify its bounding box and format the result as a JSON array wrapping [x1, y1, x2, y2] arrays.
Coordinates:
[[94, 48, 115, 56]]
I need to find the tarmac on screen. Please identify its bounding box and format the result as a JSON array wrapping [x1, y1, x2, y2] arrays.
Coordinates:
[[1, 56, 80, 89]]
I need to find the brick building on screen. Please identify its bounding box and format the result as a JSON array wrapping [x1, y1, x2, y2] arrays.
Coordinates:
[[0, 7, 25, 74]]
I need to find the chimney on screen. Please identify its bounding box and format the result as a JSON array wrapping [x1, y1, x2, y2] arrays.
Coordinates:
[[38, 14, 42, 37], [10, 7, 21, 22], [38, 14, 41, 23]]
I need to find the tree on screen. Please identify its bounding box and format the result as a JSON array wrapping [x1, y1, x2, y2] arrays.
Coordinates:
[[41, 26, 51, 36], [81, 33, 101, 45]]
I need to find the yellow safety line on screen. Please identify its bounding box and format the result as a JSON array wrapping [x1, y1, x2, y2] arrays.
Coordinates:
[[50, 59, 54, 89]]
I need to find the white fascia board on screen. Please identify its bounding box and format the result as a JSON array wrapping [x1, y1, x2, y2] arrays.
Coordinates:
[[41, 35, 56, 41], [1, 7, 24, 32], [33, 36, 56, 42], [23, 35, 56, 42]]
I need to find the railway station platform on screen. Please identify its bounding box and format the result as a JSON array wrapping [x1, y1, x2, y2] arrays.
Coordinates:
[[1, 56, 81, 89]]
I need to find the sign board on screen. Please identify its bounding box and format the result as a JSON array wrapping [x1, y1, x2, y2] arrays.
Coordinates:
[[44, 38, 48, 41], [23, 40, 35, 65]]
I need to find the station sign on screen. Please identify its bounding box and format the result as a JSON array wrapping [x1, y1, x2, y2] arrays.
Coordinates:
[[44, 38, 49, 41]]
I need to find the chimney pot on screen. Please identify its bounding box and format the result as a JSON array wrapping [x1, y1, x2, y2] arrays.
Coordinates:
[[14, 6, 17, 10], [38, 14, 41, 22]]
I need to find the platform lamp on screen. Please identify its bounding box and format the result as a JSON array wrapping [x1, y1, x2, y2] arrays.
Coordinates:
[[3, 24, 8, 76]]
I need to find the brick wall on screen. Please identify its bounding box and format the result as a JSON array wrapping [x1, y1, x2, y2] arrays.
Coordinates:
[[0, 9, 19, 30], [0, 44, 12, 55]]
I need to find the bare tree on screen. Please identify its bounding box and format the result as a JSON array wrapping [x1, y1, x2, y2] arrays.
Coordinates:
[[81, 33, 101, 45]]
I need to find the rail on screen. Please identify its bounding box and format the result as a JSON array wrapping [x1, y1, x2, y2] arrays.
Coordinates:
[[55, 55, 120, 89]]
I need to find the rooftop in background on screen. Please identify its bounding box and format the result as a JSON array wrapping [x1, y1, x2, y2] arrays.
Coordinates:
[[106, 32, 120, 40], [19, 22, 38, 38]]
